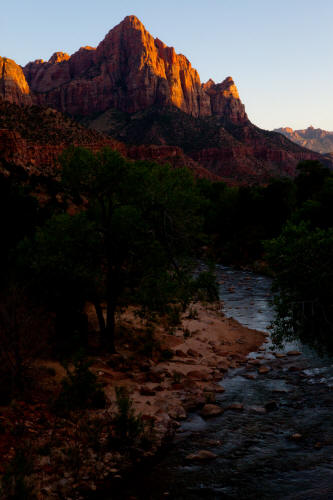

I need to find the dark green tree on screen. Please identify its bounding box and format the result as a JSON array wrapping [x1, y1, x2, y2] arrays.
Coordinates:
[[295, 160, 331, 204], [26, 147, 216, 353], [265, 221, 333, 353]]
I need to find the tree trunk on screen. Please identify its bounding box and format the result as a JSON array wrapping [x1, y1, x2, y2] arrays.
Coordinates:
[[104, 211, 119, 353], [94, 302, 106, 335], [103, 265, 117, 353], [105, 296, 116, 353]]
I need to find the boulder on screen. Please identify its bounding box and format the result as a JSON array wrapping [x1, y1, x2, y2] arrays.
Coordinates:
[[265, 401, 278, 412], [227, 403, 244, 411], [185, 450, 217, 462], [187, 348, 200, 358], [200, 404, 224, 418], [187, 370, 212, 381], [248, 359, 261, 366], [168, 405, 187, 421], [175, 349, 187, 358], [258, 365, 271, 374], [290, 433, 302, 440], [139, 387, 156, 396], [248, 405, 266, 414]]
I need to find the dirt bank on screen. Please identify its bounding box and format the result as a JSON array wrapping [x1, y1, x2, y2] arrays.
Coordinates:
[[0, 302, 266, 499], [93, 302, 267, 443]]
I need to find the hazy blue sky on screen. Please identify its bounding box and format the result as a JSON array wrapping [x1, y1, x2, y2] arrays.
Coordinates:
[[2, 0, 333, 130]]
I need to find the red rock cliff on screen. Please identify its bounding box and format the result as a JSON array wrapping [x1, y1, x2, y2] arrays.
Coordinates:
[[275, 126, 333, 154], [0, 100, 217, 181], [202, 77, 247, 124], [23, 16, 246, 123], [0, 57, 32, 105]]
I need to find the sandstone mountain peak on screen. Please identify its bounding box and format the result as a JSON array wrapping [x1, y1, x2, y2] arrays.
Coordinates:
[[204, 79, 216, 88], [48, 52, 70, 64], [122, 15, 146, 27], [17, 15, 247, 122], [1, 17, 330, 183], [202, 76, 244, 122], [0, 56, 32, 106], [79, 46, 96, 51], [276, 126, 333, 154], [101, 15, 147, 43]]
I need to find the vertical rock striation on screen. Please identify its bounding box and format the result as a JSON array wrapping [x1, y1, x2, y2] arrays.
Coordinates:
[[0, 57, 32, 105], [21, 16, 246, 123]]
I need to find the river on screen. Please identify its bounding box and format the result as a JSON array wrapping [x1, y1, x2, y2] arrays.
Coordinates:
[[116, 266, 333, 499]]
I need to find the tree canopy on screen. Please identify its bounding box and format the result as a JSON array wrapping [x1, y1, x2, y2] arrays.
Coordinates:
[[265, 161, 333, 354], [22, 147, 216, 353]]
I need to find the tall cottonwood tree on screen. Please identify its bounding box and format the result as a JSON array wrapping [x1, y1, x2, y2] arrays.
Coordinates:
[[28, 147, 215, 352]]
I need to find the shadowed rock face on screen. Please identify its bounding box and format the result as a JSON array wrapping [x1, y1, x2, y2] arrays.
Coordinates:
[[22, 15, 247, 123], [83, 105, 327, 183], [0, 57, 32, 106], [0, 99, 217, 181]]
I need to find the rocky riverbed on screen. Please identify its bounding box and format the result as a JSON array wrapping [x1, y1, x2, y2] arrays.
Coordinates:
[[114, 266, 333, 500]]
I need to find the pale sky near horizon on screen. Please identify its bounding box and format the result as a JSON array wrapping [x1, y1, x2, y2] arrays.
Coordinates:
[[2, 0, 333, 131]]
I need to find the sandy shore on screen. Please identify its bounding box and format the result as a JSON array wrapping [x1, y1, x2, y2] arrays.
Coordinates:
[[92, 302, 267, 442]]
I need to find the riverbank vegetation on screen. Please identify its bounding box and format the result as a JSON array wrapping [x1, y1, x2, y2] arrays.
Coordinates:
[[265, 162, 333, 353], [0, 151, 332, 496], [1, 148, 217, 398], [197, 159, 333, 352], [0, 148, 219, 497]]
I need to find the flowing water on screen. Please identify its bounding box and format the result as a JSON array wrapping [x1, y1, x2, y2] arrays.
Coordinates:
[[118, 266, 333, 499]]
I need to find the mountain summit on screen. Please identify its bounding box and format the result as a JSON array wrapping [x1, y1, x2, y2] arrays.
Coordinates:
[[275, 126, 333, 154], [22, 15, 247, 123], [0, 16, 330, 182]]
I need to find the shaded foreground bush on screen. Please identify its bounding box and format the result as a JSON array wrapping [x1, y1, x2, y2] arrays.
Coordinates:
[[54, 354, 106, 414], [110, 387, 155, 450]]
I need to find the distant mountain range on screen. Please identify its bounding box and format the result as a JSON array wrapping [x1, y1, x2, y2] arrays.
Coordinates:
[[274, 127, 333, 155], [0, 16, 331, 183]]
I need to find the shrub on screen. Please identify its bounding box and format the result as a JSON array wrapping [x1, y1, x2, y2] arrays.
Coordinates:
[[136, 325, 161, 359], [110, 387, 155, 450], [111, 387, 144, 446], [172, 371, 182, 384], [1, 446, 35, 499], [166, 305, 182, 327], [54, 354, 106, 413], [183, 328, 191, 339], [186, 306, 199, 320], [160, 348, 173, 361]]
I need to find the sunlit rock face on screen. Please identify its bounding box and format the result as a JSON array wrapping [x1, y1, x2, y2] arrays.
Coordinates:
[[0, 57, 32, 105], [1, 16, 331, 184], [275, 126, 333, 154], [202, 77, 248, 124], [22, 16, 246, 123]]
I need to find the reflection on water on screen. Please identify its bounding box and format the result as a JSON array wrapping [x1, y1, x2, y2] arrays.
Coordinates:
[[216, 264, 274, 333]]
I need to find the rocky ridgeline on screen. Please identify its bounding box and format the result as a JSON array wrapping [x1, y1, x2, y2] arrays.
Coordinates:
[[0, 100, 122, 175], [275, 126, 333, 154], [22, 16, 247, 122], [0, 99, 217, 180], [0, 16, 331, 182]]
